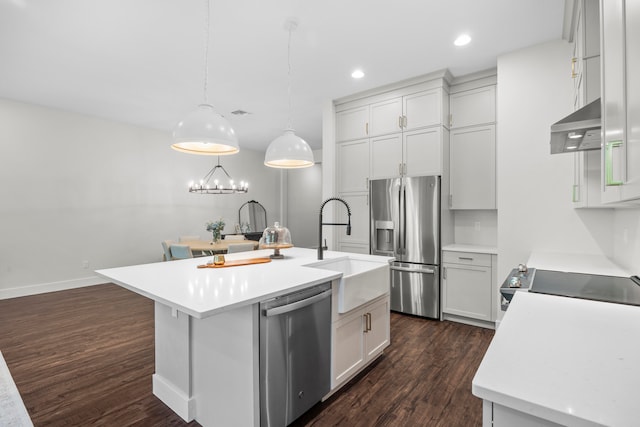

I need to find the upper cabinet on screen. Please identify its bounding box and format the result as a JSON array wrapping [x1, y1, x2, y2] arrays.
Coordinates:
[[448, 76, 497, 210], [449, 86, 496, 129], [369, 89, 445, 138], [600, 0, 640, 203], [336, 105, 369, 142]]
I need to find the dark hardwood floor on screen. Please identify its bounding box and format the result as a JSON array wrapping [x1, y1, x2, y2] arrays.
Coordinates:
[[0, 284, 493, 426]]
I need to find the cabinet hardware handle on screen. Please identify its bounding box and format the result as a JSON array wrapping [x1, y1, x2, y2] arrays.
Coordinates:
[[448, 194, 453, 208], [398, 116, 403, 129], [449, 113, 453, 128], [403, 115, 407, 128], [571, 57, 577, 78], [366, 122, 369, 135], [404, 163, 407, 175], [367, 313, 372, 332], [605, 140, 624, 186], [443, 267, 446, 280], [458, 257, 474, 261], [399, 163, 403, 175], [572, 184, 580, 202]]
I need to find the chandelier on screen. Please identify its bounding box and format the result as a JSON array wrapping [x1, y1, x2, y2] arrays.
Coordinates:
[[188, 157, 248, 194]]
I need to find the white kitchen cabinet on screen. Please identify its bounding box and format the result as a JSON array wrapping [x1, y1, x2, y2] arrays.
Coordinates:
[[442, 250, 495, 327], [336, 105, 369, 142], [369, 89, 444, 138], [370, 127, 445, 179], [337, 139, 370, 193], [335, 193, 369, 245], [332, 295, 390, 389], [449, 125, 496, 209], [449, 86, 496, 129], [600, 0, 640, 203], [573, 150, 608, 208]]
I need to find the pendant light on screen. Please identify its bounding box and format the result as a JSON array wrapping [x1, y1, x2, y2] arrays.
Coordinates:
[[171, 0, 239, 156], [264, 19, 314, 169]]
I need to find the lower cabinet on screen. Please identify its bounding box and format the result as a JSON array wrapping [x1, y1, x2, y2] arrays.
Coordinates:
[[442, 250, 496, 328], [332, 295, 390, 390]]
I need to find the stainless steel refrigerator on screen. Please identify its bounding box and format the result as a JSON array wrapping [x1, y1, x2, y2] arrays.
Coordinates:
[[370, 175, 440, 319]]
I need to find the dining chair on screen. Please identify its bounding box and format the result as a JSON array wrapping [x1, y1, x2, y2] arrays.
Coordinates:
[[161, 240, 174, 262], [169, 244, 194, 260], [226, 242, 256, 254]]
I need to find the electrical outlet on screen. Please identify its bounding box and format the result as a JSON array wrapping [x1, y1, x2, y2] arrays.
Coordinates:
[[82, 260, 90, 269]]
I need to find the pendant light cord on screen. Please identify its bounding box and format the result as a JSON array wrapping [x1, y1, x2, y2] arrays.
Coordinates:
[[286, 22, 293, 129], [203, 0, 210, 105]]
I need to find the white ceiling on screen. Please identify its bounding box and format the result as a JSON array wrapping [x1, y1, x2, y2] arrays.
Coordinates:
[[0, 0, 565, 152]]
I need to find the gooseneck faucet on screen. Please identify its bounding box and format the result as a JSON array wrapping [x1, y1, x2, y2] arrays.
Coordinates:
[[318, 197, 351, 260]]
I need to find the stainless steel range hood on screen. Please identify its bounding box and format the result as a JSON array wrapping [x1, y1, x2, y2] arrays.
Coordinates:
[[550, 98, 601, 154]]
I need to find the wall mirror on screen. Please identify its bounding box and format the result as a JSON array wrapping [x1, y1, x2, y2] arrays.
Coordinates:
[[238, 200, 267, 233]]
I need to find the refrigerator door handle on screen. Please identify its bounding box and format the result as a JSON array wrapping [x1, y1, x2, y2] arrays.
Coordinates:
[[391, 265, 435, 274], [397, 180, 404, 255], [402, 185, 407, 251]]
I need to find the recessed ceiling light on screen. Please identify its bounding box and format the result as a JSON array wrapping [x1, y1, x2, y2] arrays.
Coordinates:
[[351, 69, 365, 79], [454, 34, 471, 47]]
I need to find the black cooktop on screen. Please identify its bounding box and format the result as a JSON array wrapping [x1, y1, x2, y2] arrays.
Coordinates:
[[529, 270, 640, 307]]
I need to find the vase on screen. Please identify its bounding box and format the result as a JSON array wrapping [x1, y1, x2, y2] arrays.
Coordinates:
[[212, 230, 221, 243]]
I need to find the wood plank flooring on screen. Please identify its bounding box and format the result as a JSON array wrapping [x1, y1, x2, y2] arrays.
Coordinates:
[[0, 284, 493, 426]]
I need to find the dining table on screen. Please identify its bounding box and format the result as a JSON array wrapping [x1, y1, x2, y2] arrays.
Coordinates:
[[181, 239, 259, 255]]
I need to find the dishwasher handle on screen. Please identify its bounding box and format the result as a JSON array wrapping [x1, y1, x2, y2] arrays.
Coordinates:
[[391, 265, 435, 274], [264, 289, 332, 317]]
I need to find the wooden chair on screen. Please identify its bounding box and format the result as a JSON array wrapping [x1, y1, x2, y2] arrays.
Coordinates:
[[226, 242, 256, 254]]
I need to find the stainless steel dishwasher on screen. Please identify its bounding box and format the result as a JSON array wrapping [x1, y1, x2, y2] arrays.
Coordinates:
[[259, 282, 332, 427]]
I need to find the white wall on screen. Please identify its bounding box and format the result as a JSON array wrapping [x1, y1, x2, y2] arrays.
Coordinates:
[[613, 209, 640, 273], [285, 150, 322, 249], [497, 40, 616, 282], [0, 99, 281, 298]]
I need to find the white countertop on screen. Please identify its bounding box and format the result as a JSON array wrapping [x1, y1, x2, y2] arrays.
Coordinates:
[[442, 243, 497, 254], [473, 291, 640, 426], [527, 252, 630, 276], [96, 247, 392, 319]]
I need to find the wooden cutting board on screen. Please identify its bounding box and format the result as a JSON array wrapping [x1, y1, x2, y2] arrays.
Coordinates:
[[197, 257, 272, 269]]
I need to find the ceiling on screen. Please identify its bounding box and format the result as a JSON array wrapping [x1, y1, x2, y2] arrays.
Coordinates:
[[0, 0, 565, 152]]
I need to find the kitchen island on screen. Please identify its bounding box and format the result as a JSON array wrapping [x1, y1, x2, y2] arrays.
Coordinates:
[[472, 290, 640, 426], [97, 247, 392, 426]]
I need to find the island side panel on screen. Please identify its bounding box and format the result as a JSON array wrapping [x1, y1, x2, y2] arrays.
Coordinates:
[[153, 302, 195, 421], [191, 303, 260, 427]]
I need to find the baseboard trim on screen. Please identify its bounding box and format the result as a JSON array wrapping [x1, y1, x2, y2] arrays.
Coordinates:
[[0, 276, 108, 300], [152, 374, 196, 422]]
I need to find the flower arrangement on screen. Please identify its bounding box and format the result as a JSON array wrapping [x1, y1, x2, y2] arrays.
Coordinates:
[[206, 218, 225, 242]]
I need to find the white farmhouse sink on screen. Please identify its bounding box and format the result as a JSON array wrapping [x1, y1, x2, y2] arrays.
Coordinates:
[[305, 257, 390, 313]]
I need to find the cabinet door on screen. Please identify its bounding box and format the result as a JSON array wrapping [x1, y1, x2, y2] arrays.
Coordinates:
[[364, 297, 390, 360], [622, 0, 640, 201], [332, 310, 365, 387], [403, 89, 442, 130], [449, 86, 496, 129], [336, 193, 369, 245], [370, 133, 402, 179], [370, 97, 402, 137], [336, 106, 369, 142], [403, 127, 442, 176], [442, 264, 492, 321], [600, 0, 625, 203], [450, 125, 496, 209], [337, 139, 370, 193]]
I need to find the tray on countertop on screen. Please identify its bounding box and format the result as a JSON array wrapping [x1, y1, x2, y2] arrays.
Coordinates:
[[197, 257, 272, 269]]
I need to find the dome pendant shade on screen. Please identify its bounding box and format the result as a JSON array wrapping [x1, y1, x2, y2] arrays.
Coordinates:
[[172, 104, 239, 155], [264, 129, 314, 168]]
